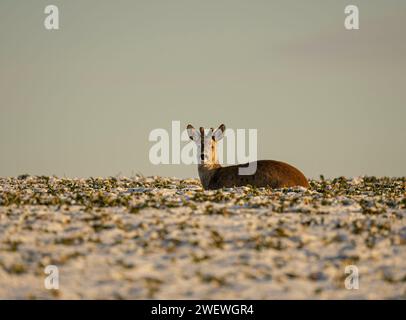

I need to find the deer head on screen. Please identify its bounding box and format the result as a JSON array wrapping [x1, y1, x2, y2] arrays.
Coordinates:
[[187, 124, 225, 165]]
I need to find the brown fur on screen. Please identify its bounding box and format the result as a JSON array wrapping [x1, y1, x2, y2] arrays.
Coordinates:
[[205, 160, 310, 190]]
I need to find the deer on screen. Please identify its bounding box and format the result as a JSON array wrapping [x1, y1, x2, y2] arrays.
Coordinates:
[[187, 124, 310, 190]]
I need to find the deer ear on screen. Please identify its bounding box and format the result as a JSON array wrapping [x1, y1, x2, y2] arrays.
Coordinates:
[[187, 124, 200, 142], [213, 124, 225, 141]]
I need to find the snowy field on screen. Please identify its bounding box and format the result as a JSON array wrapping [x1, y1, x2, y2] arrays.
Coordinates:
[[0, 175, 405, 299]]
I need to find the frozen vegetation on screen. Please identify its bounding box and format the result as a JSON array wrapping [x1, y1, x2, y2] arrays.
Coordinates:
[[0, 175, 405, 299]]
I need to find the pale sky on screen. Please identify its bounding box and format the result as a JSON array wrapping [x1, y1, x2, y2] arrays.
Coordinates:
[[0, 0, 405, 178]]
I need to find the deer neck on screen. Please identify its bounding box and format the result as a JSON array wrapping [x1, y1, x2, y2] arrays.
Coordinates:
[[197, 139, 221, 189], [198, 163, 221, 189]]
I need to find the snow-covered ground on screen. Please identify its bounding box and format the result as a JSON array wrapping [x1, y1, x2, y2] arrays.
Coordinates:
[[0, 175, 405, 299]]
